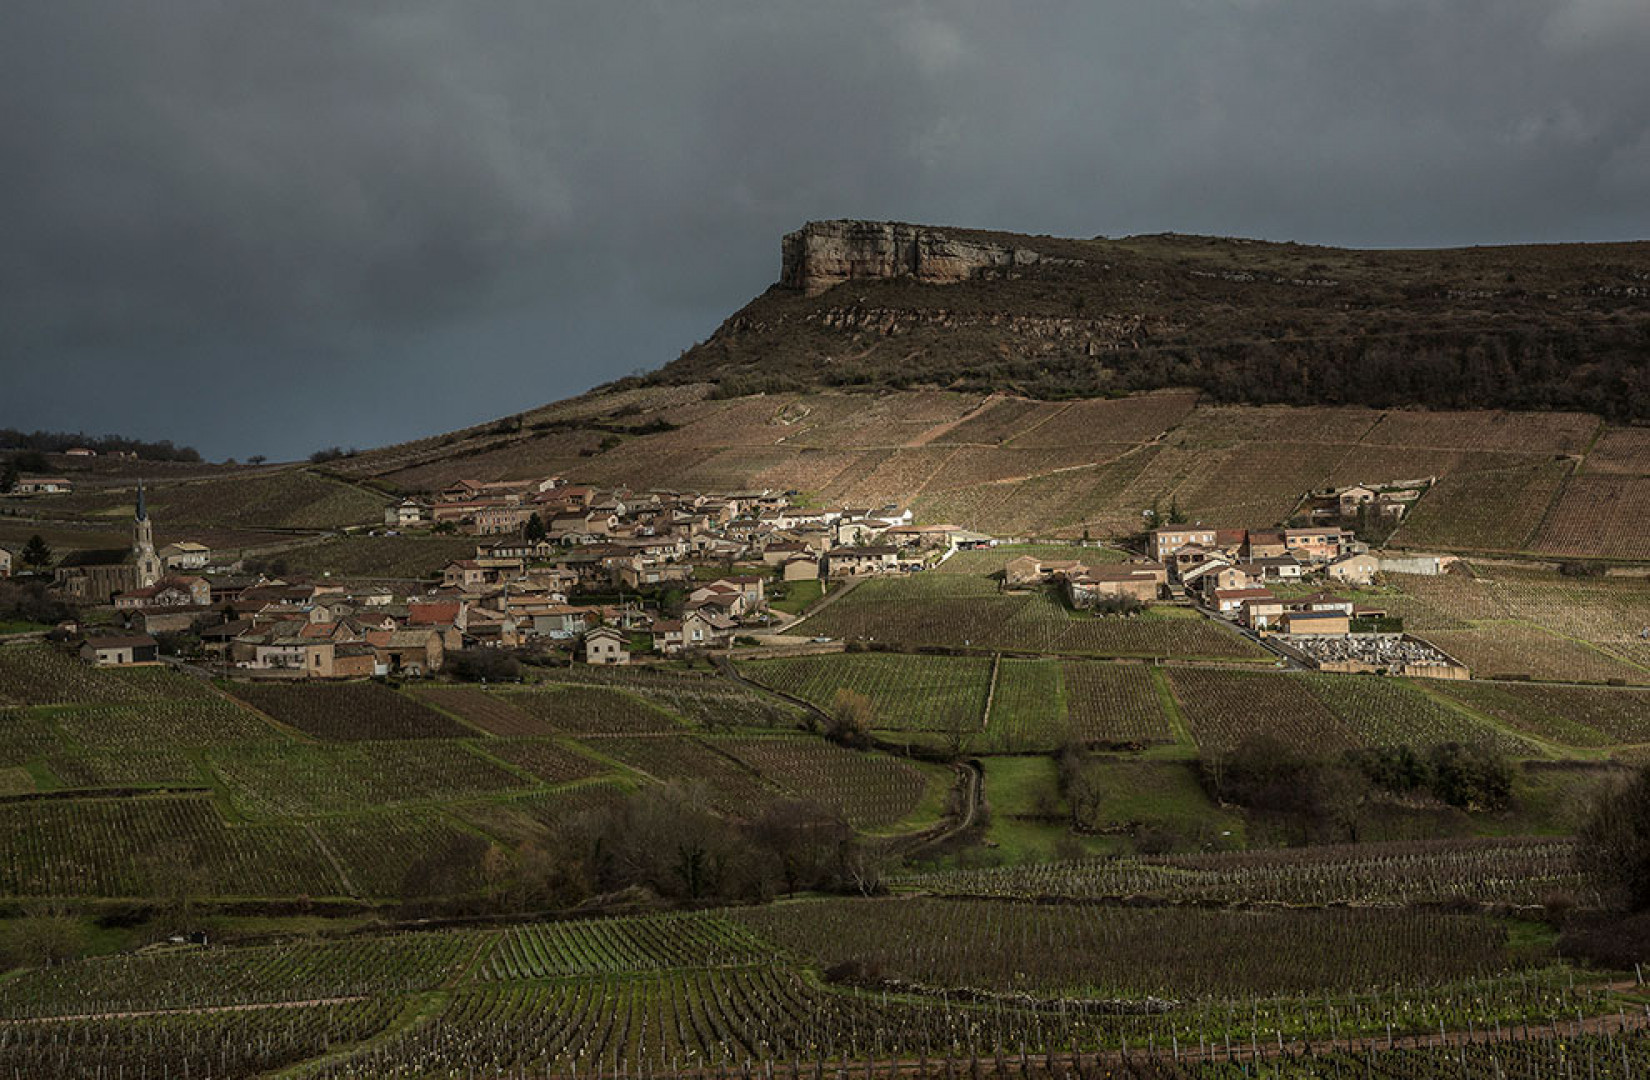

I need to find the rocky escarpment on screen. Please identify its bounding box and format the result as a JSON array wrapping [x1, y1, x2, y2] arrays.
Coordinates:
[[780, 220, 1072, 297]]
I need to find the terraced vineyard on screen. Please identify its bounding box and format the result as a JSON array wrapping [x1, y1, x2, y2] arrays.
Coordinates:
[[1421, 625, 1649, 685]]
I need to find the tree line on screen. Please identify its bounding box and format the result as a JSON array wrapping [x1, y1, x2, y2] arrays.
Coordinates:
[[0, 430, 201, 462]]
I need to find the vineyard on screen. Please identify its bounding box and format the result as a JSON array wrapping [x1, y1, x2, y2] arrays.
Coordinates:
[[1167, 669, 1360, 753], [208, 740, 532, 816], [732, 899, 1543, 998], [1532, 475, 1650, 562], [900, 837, 1588, 907], [0, 897, 1627, 1079], [714, 736, 934, 828], [505, 684, 686, 735], [739, 654, 992, 736], [0, 644, 154, 706], [983, 660, 1174, 751], [1392, 461, 1571, 553], [225, 681, 468, 739], [791, 577, 1266, 661], [1434, 681, 1650, 747]]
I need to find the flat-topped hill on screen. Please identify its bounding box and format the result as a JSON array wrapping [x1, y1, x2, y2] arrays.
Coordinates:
[[658, 221, 1650, 423]]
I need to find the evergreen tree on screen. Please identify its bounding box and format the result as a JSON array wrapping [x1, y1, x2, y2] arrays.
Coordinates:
[[20, 535, 52, 569]]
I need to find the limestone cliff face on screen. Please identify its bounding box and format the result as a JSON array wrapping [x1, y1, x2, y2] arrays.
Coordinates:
[[780, 220, 1061, 296]]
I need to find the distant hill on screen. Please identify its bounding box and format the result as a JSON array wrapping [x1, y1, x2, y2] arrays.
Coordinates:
[[654, 221, 1650, 423]]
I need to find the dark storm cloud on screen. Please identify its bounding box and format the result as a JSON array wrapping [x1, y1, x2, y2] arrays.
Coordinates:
[[3, 1, 1648, 460]]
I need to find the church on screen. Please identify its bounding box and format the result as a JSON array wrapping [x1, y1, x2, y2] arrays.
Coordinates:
[[55, 484, 165, 603]]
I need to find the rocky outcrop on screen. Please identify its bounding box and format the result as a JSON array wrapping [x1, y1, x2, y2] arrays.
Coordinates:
[[780, 220, 1067, 296]]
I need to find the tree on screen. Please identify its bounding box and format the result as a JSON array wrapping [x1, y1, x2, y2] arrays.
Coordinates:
[[247, 455, 267, 466], [825, 689, 873, 749], [0, 459, 17, 494], [1578, 767, 1650, 911], [20, 535, 52, 569], [523, 512, 547, 544]]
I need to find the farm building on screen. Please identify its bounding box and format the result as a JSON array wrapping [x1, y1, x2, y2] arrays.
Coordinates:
[[79, 634, 160, 667]]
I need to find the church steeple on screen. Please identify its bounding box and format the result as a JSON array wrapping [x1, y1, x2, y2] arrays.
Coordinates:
[[132, 480, 161, 587]]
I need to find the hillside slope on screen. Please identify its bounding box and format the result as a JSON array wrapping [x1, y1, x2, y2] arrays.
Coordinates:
[[659, 221, 1650, 423]]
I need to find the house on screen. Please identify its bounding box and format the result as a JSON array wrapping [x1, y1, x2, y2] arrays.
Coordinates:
[[441, 558, 523, 590], [583, 625, 630, 666], [1280, 610, 1351, 636], [1149, 528, 1219, 562], [1004, 555, 1084, 588], [64, 447, 97, 458], [1212, 587, 1277, 616], [1283, 527, 1351, 564], [521, 605, 592, 639], [1242, 596, 1286, 631], [1336, 485, 1379, 515], [159, 542, 212, 571], [761, 541, 811, 566], [12, 477, 73, 494], [1063, 563, 1166, 607], [1244, 530, 1288, 560], [1286, 592, 1357, 615], [1234, 556, 1304, 583], [474, 505, 537, 536], [80, 634, 160, 666], [825, 546, 901, 578], [113, 575, 212, 611], [0, 546, 10, 578], [781, 554, 820, 581], [653, 610, 737, 654], [366, 627, 446, 675], [383, 499, 429, 528], [1327, 551, 1380, 587]]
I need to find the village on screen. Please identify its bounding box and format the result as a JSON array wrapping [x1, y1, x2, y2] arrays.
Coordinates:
[[0, 462, 1473, 681]]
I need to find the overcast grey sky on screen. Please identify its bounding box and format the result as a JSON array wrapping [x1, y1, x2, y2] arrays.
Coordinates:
[[4, 1, 1648, 461]]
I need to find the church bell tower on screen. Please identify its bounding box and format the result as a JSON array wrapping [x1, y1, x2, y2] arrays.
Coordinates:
[[133, 482, 162, 587]]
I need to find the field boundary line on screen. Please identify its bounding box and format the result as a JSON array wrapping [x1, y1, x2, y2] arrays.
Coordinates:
[[274, 990, 447, 1080], [1000, 400, 1077, 448], [1149, 666, 1195, 750], [904, 392, 998, 447], [305, 822, 360, 898], [2, 993, 371, 1026], [981, 653, 1001, 730]]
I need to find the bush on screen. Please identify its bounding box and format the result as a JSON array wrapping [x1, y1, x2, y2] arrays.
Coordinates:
[[448, 648, 523, 683]]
